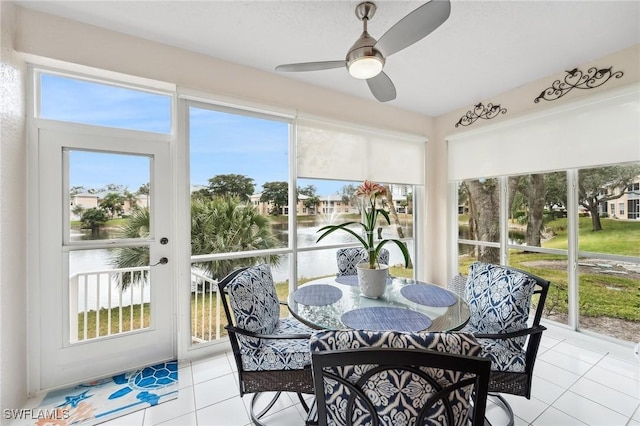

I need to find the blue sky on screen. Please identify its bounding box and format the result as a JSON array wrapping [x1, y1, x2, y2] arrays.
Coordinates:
[[42, 73, 344, 195]]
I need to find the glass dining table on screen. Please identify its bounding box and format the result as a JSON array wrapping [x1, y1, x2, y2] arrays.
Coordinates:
[[287, 275, 470, 332]]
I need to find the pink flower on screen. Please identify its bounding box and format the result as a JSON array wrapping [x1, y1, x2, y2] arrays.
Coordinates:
[[316, 180, 410, 270], [355, 180, 387, 200]]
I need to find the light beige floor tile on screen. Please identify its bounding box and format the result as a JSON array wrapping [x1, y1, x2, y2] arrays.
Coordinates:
[[550, 341, 606, 364], [530, 376, 567, 405], [193, 373, 238, 409], [177, 365, 194, 389], [261, 404, 305, 426], [501, 394, 549, 424], [568, 377, 639, 417], [191, 353, 233, 384], [633, 404, 640, 421], [539, 349, 595, 376], [595, 355, 640, 380], [197, 396, 250, 426], [241, 391, 295, 419], [155, 412, 197, 426], [552, 391, 628, 425], [582, 365, 640, 399], [534, 359, 581, 388], [532, 407, 587, 425], [143, 388, 195, 426]]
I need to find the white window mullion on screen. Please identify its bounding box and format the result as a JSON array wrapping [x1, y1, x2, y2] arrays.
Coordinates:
[[566, 169, 580, 331]]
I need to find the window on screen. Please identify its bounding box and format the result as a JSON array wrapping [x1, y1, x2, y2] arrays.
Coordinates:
[[448, 86, 640, 342], [452, 165, 640, 341], [39, 72, 172, 133], [185, 104, 423, 347], [295, 118, 423, 282]]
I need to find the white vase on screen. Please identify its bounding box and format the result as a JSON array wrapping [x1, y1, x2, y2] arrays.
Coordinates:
[[356, 263, 389, 298]]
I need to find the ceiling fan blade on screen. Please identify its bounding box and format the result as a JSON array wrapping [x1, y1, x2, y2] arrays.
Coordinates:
[[275, 60, 346, 72], [366, 72, 396, 102], [375, 0, 451, 58]]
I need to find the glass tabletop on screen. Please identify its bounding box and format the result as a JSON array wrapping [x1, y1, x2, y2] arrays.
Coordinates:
[[288, 276, 470, 332]]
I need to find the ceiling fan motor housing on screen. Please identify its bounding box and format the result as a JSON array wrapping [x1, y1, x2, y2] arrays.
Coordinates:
[[346, 31, 385, 79], [347, 2, 385, 79]]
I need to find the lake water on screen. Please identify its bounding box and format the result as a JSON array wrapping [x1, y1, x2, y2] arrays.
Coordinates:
[[71, 220, 414, 284]]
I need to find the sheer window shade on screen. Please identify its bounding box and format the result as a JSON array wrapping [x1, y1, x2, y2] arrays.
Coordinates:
[[296, 118, 426, 185], [447, 85, 640, 181]]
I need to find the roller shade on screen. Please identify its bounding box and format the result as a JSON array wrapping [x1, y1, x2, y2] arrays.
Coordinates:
[[296, 118, 426, 185], [448, 85, 640, 181]]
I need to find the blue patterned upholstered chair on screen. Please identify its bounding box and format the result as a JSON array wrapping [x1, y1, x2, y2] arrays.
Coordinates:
[[217, 264, 314, 425], [461, 261, 550, 426], [336, 247, 390, 276], [307, 330, 491, 426]]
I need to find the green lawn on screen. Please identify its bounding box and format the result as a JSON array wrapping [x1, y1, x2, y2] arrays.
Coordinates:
[[543, 216, 640, 256], [77, 303, 150, 340], [458, 218, 639, 322]]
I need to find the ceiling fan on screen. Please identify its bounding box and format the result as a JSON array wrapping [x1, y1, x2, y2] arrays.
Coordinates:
[[275, 0, 451, 103]]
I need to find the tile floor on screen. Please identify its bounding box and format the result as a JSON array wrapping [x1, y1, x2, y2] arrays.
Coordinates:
[[98, 321, 640, 425]]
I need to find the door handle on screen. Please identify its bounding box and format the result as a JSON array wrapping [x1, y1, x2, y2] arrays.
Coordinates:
[[151, 257, 168, 266]]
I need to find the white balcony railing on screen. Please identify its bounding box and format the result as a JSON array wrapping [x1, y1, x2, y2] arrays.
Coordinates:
[[69, 266, 223, 344]]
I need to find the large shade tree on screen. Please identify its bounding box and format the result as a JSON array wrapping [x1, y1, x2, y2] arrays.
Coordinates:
[[298, 185, 320, 213], [578, 164, 640, 231], [542, 165, 640, 231], [80, 208, 109, 232], [99, 192, 125, 219], [260, 181, 289, 215], [463, 177, 520, 263], [207, 174, 255, 202]]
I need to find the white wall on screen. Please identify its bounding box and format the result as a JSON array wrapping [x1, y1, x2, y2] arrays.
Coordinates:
[[0, 0, 27, 413]]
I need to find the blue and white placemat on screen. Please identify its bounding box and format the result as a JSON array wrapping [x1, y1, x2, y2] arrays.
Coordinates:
[[400, 284, 457, 307], [293, 284, 343, 306], [340, 307, 432, 332]]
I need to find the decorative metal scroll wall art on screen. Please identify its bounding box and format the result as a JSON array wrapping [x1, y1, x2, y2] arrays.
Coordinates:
[[534, 66, 623, 103], [455, 102, 507, 127]]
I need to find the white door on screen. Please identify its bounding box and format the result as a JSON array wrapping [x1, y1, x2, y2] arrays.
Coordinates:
[[36, 127, 174, 390]]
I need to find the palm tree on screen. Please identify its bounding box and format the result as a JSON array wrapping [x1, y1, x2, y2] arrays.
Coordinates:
[[110, 208, 150, 288], [190, 196, 281, 279], [110, 196, 280, 289]]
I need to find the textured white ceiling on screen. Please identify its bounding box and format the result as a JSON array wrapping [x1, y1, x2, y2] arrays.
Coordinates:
[[14, 0, 640, 116]]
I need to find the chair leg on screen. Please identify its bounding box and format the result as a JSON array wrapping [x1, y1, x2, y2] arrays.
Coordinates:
[[486, 393, 515, 426], [250, 392, 282, 425], [296, 392, 310, 413]]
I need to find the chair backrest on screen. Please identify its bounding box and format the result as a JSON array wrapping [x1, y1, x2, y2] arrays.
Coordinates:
[[217, 264, 281, 351], [464, 261, 550, 353], [310, 330, 491, 426], [336, 247, 390, 276]]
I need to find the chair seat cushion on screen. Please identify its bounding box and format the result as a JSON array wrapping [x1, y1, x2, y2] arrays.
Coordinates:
[[240, 317, 314, 372], [477, 338, 526, 373]]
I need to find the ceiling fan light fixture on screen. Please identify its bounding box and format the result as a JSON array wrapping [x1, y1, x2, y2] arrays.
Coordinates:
[[348, 55, 384, 79]]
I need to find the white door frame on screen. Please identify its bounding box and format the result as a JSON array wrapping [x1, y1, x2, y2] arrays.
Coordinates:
[[30, 123, 176, 392]]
